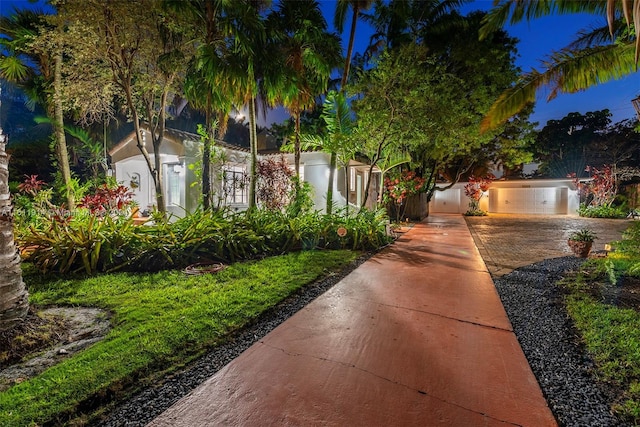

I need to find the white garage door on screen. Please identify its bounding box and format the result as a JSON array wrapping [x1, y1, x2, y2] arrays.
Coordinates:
[[489, 188, 568, 214], [431, 188, 462, 213]]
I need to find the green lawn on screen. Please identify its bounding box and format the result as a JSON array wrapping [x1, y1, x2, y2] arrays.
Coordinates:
[[563, 254, 640, 425], [0, 250, 358, 426]]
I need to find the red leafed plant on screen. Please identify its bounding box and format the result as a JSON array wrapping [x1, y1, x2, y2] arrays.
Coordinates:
[[256, 155, 295, 211], [569, 165, 617, 208], [18, 174, 46, 196], [464, 174, 495, 215], [79, 184, 135, 215]]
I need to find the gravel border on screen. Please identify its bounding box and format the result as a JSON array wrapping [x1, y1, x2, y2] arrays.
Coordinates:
[[99, 254, 628, 426], [494, 256, 626, 427], [97, 252, 373, 427]]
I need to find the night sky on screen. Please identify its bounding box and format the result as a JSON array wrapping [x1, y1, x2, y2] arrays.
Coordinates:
[[1, 0, 638, 127]]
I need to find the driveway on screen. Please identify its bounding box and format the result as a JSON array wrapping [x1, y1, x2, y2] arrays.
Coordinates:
[[465, 214, 633, 277]]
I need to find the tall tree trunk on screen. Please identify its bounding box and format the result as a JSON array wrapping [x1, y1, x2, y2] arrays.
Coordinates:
[[53, 50, 74, 209], [202, 95, 213, 210], [152, 142, 166, 214], [326, 152, 337, 214], [0, 94, 28, 332], [248, 96, 258, 209], [340, 9, 359, 89]]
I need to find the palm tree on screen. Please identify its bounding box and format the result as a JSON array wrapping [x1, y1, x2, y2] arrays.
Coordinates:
[[0, 8, 74, 208], [363, 0, 470, 57], [0, 85, 29, 332], [300, 90, 356, 212], [226, 1, 270, 209], [326, 0, 373, 214], [479, 0, 638, 131], [335, 0, 374, 89], [176, 0, 236, 210], [268, 0, 342, 178]]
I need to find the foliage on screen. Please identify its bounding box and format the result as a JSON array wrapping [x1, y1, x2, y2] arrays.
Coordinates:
[[0, 251, 358, 426], [479, 1, 639, 131], [298, 90, 357, 212], [383, 170, 425, 222], [266, 0, 342, 177], [78, 184, 134, 216], [350, 12, 522, 208], [463, 174, 495, 215], [568, 228, 597, 242], [613, 222, 640, 256], [17, 185, 392, 274], [562, 257, 640, 425], [536, 111, 612, 178], [17, 175, 46, 196], [256, 155, 294, 211], [571, 164, 618, 209], [577, 203, 628, 219]]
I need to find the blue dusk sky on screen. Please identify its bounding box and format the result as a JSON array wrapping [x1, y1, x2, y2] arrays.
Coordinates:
[[1, 0, 638, 128]]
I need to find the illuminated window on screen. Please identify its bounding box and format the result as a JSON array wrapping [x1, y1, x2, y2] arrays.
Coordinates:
[[166, 164, 182, 206]]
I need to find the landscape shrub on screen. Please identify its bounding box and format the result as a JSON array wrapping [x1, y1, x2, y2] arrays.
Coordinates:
[[21, 211, 137, 274], [19, 206, 392, 275], [578, 203, 627, 219]]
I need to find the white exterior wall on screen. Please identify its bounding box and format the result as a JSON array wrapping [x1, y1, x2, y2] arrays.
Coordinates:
[[114, 158, 157, 212], [429, 179, 579, 215]]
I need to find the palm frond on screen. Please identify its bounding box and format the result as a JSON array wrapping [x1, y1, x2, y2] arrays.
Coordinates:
[[481, 42, 636, 132], [568, 22, 627, 50], [480, 0, 608, 40]]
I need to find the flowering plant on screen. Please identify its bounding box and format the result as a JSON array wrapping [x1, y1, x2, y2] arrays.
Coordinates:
[[384, 171, 426, 222], [464, 174, 495, 215]]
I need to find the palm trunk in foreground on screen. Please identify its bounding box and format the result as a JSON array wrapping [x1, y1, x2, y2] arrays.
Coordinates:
[[0, 91, 28, 331]]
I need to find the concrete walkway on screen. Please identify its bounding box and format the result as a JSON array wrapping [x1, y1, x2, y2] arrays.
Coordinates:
[[149, 214, 556, 426]]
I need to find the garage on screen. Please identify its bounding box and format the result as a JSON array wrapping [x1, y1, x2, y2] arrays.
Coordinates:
[[430, 179, 579, 215], [488, 187, 569, 214]]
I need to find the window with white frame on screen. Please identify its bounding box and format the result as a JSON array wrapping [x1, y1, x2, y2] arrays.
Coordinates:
[[223, 166, 249, 205], [165, 163, 182, 207], [350, 167, 355, 190]]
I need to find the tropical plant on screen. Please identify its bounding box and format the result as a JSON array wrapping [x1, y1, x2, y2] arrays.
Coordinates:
[[383, 170, 426, 222], [571, 165, 618, 209], [0, 7, 75, 208], [174, 0, 244, 210], [479, 0, 639, 132], [335, 0, 374, 89], [268, 0, 343, 178], [569, 228, 597, 242], [299, 90, 357, 213], [256, 155, 295, 211], [463, 174, 495, 215]]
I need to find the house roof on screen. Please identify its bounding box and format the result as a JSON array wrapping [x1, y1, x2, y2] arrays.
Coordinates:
[[108, 125, 250, 158]]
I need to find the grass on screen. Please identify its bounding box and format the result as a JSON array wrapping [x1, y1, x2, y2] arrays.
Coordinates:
[[562, 253, 640, 425], [0, 250, 358, 426]]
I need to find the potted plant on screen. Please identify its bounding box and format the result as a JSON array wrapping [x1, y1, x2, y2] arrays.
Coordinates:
[[568, 228, 597, 258]]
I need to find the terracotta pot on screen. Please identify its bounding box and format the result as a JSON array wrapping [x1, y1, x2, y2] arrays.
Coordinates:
[[568, 240, 593, 258]]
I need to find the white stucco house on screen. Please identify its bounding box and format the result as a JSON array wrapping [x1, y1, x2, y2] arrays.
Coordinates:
[[430, 178, 581, 215], [108, 127, 381, 217]]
